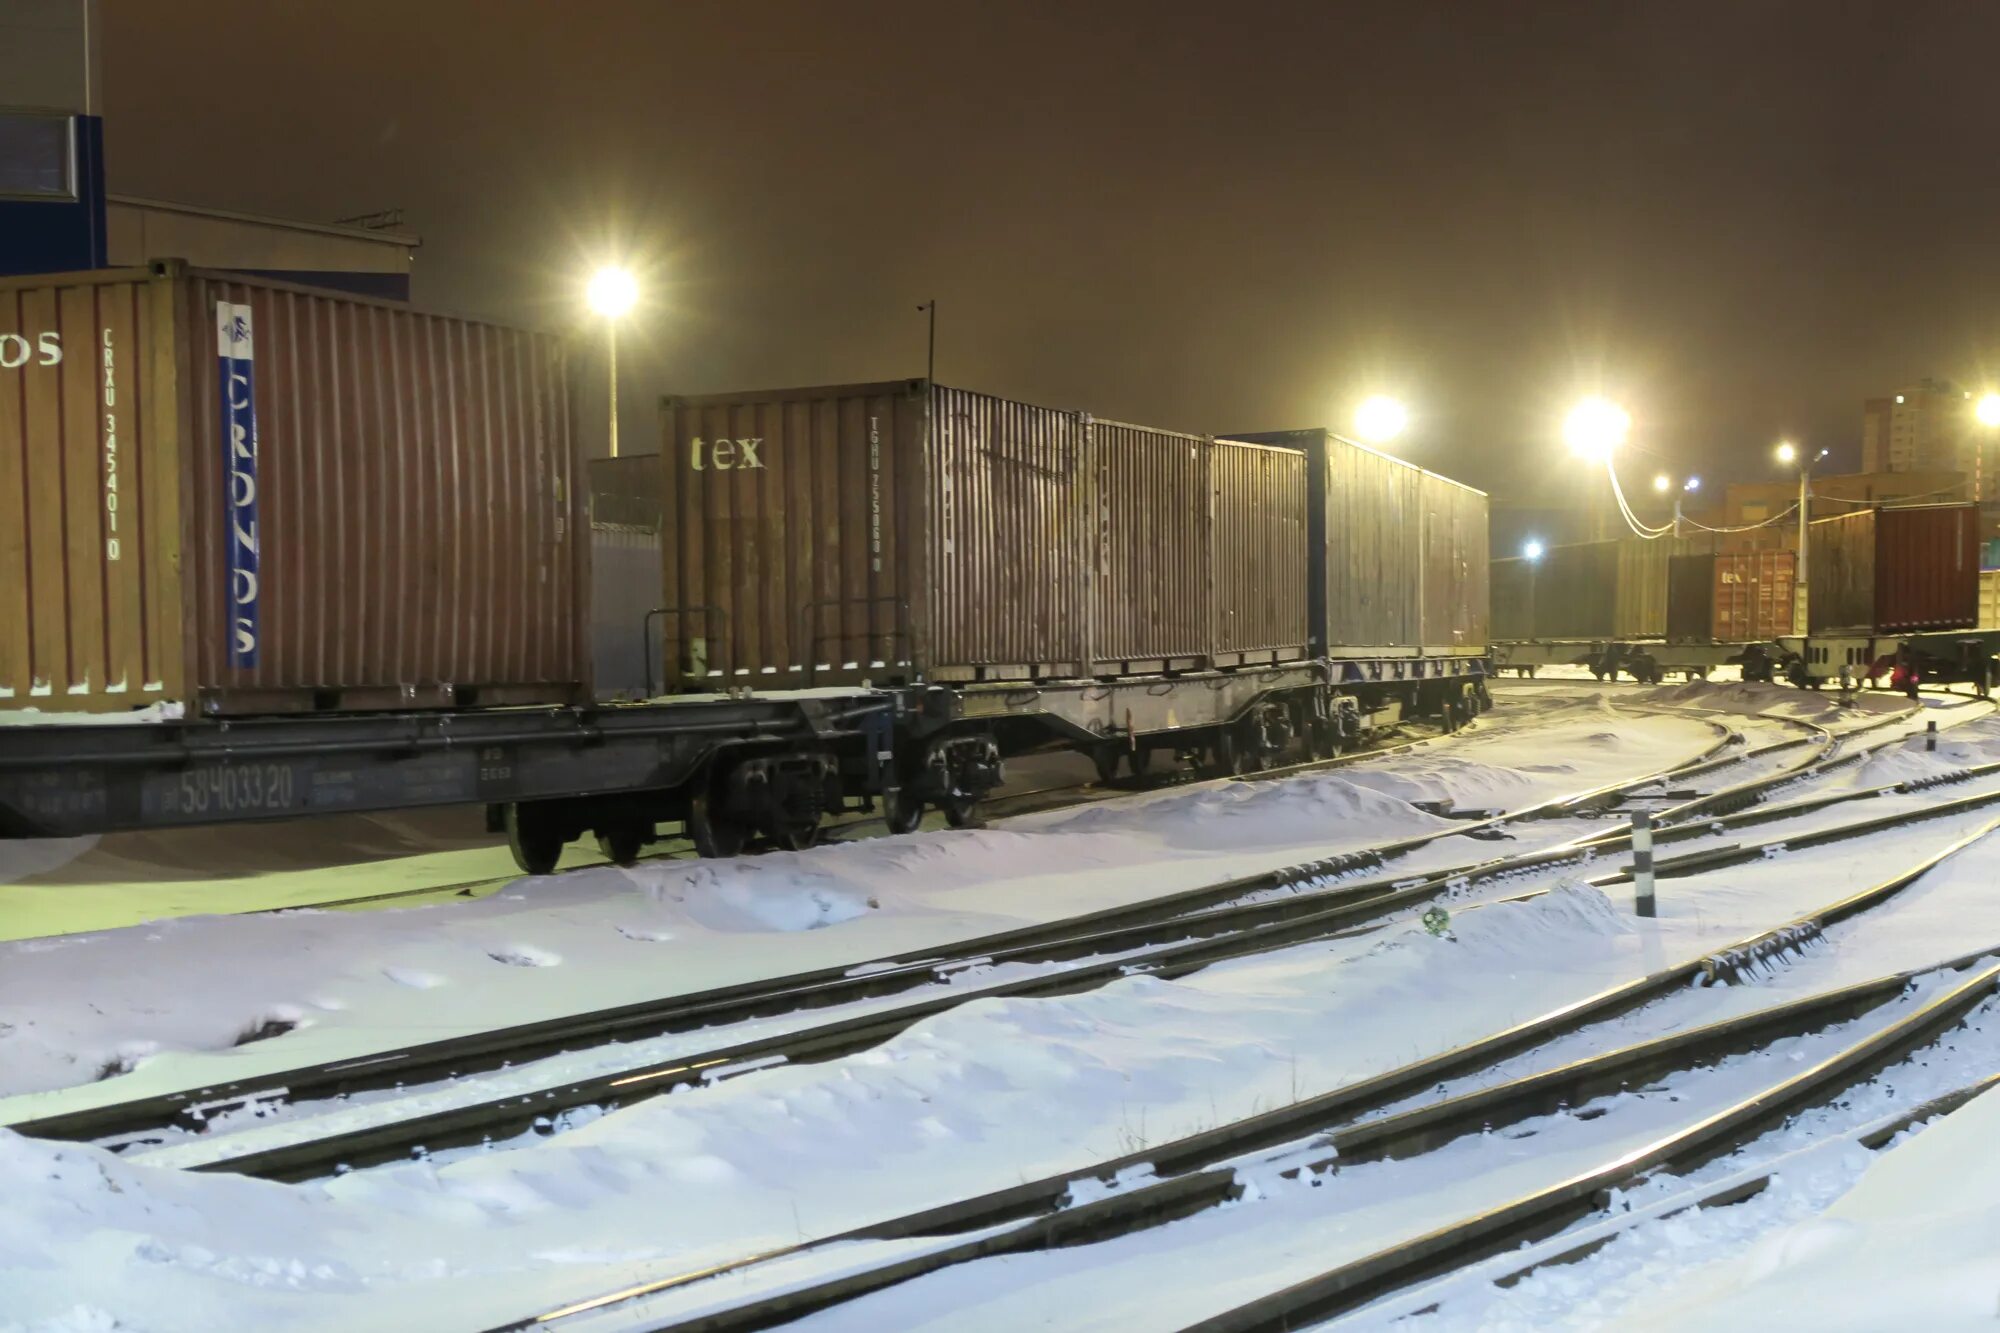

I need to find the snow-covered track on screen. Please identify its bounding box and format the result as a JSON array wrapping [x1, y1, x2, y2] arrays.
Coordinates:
[[101, 754, 2000, 1185], [465, 828, 2000, 1333], [1187, 960, 2000, 1333], [2, 710, 1748, 1155]]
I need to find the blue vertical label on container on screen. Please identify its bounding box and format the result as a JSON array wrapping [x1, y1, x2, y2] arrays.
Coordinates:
[[216, 301, 260, 668]]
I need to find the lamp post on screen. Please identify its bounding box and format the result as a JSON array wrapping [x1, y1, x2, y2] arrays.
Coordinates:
[[1977, 394, 2000, 502], [1776, 440, 1827, 624], [586, 267, 638, 457], [1523, 539, 1544, 642]]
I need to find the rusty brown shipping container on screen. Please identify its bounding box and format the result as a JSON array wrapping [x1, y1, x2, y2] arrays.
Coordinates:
[[1090, 421, 1210, 671], [1209, 438, 1309, 663], [1667, 551, 1796, 642], [659, 380, 1089, 687], [1808, 504, 1979, 635], [0, 264, 586, 715]]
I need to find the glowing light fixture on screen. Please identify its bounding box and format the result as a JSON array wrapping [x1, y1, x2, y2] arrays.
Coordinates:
[[1522, 539, 1545, 561], [1684, 476, 1702, 492], [1564, 396, 1629, 461], [1775, 440, 1798, 466], [1354, 395, 1410, 444], [1652, 473, 1670, 493], [586, 266, 639, 318], [1978, 393, 2000, 428]]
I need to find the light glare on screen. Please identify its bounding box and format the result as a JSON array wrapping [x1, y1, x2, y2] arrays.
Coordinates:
[[1354, 395, 1410, 444], [1685, 476, 1702, 492], [1522, 539, 1545, 562], [1978, 394, 2000, 428], [1564, 397, 1629, 461], [1652, 473, 1670, 493], [586, 266, 639, 318], [1775, 440, 1798, 466]]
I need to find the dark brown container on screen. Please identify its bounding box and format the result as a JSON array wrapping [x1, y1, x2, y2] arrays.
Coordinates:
[[1210, 438, 1309, 663], [1, 264, 585, 715], [1669, 551, 1796, 642], [1490, 556, 1534, 640], [1808, 504, 1978, 635], [659, 380, 1088, 687]]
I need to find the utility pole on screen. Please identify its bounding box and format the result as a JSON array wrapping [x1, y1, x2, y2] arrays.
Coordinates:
[[917, 300, 936, 384]]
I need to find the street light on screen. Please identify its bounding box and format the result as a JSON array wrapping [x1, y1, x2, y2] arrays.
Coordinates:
[[1564, 396, 1630, 461], [1652, 472, 1671, 493], [1684, 476, 1702, 493], [1522, 539, 1545, 561], [1776, 441, 1828, 618], [1978, 393, 2000, 428], [586, 266, 639, 457], [1354, 395, 1409, 445]]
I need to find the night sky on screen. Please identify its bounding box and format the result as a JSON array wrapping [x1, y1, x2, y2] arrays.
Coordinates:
[[101, 1, 2000, 509]]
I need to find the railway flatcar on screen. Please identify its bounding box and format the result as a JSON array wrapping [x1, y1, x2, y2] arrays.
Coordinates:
[[1490, 535, 1784, 683], [0, 316, 1495, 868], [1779, 503, 1996, 690]]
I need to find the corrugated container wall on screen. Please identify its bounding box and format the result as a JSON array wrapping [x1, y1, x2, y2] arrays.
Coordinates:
[[1209, 439, 1309, 662], [1419, 470, 1489, 650], [1665, 555, 1714, 643], [1981, 569, 2000, 630], [588, 454, 663, 699], [1808, 504, 1979, 634], [1713, 550, 1796, 641], [1522, 541, 1618, 639], [1, 265, 585, 715], [658, 381, 1089, 688], [1089, 422, 1209, 671], [1229, 429, 1487, 655]]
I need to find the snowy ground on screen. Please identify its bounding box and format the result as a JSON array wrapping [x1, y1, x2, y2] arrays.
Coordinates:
[[2, 682, 1996, 1332]]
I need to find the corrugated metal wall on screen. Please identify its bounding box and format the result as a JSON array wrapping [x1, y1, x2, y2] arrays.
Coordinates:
[[1419, 470, 1489, 650], [1091, 421, 1209, 667], [0, 270, 183, 709], [660, 382, 921, 686], [1210, 439, 1309, 659], [1712, 550, 1796, 641], [1321, 438, 1420, 648], [927, 386, 1088, 676], [179, 272, 583, 709], [1490, 557, 1533, 639], [1870, 505, 1978, 633]]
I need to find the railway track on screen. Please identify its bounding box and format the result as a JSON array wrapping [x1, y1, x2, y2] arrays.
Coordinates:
[[17, 692, 1973, 1182], [5, 700, 1751, 1155], [472, 816, 2000, 1333]]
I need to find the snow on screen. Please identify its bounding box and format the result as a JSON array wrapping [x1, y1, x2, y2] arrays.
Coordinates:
[[0, 701, 184, 726], [2, 682, 1996, 1330]]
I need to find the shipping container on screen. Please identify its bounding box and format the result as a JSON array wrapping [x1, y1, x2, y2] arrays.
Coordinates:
[[1490, 536, 1696, 640], [1225, 429, 1488, 655], [588, 454, 663, 699], [1490, 556, 1534, 640], [0, 264, 585, 715], [1982, 569, 2000, 630], [1666, 551, 1796, 642], [1090, 421, 1210, 671], [1209, 438, 1310, 663], [1808, 504, 1979, 635], [659, 380, 1089, 688]]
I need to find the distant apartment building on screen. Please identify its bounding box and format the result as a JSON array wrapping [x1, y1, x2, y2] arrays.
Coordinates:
[[1722, 469, 1969, 547], [1862, 378, 1994, 494]]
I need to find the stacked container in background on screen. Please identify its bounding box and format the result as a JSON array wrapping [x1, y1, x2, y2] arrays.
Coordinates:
[[1808, 504, 1979, 635]]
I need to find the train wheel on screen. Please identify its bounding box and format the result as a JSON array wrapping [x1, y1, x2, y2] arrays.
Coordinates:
[[505, 804, 564, 876], [940, 794, 981, 828], [882, 789, 926, 834], [767, 814, 822, 852], [594, 823, 646, 867], [1092, 745, 1123, 785], [687, 788, 748, 858]]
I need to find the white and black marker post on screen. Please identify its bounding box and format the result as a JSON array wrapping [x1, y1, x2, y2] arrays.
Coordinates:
[[1632, 811, 1656, 918]]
